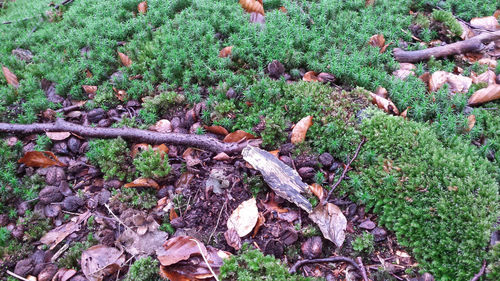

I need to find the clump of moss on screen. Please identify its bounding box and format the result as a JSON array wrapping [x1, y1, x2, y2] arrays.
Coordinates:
[[352, 232, 375, 255], [125, 257, 162, 281], [133, 146, 171, 179], [220, 244, 319, 281], [111, 188, 157, 210], [86, 137, 134, 181], [432, 9, 462, 37], [350, 111, 498, 280]]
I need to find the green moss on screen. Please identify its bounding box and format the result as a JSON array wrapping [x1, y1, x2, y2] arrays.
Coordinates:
[[350, 111, 499, 280], [220, 244, 320, 281], [432, 9, 463, 37], [125, 257, 162, 281], [57, 239, 96, 270], [133, 146, 171, 179], [86, 137, 134, 181], [111, 187, 157, 210], [412, 0, 499, 21], [352, 232, 375, 254], [34, 134, 52, 151]]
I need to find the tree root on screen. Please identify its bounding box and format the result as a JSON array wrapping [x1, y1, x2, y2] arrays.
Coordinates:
[[393, 31, 500, 63], [289, 256, 369, 281], [470, 260, 487, 281], [0, 118, 260, 154]]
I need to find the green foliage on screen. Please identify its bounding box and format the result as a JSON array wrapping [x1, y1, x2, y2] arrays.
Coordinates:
[[220, 244, 319, 281], [432, 9, 462, 37], [487, 242, 500, 280], [57, 239, 96, 270], [351, 112, 499, 280], [34, 134, 52, 151], [412, 0, 499, 21], [111, 187, 157, 210], [0, 227, 11, 248], [133, 147, 171, 179], [352, 232, 374, 254], [125, 257, 162, 281], [159, 222, 175, 235], [86, 137, 133, 181]]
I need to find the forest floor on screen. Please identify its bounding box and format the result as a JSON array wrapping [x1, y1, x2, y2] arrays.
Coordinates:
[[0, 1, 499, 281]]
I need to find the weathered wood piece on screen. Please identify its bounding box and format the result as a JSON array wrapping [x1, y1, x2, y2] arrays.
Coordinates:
[[242, 146, 312, 213]]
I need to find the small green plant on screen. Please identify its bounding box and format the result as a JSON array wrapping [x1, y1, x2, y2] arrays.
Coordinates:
[[0, 227, 11, 247], [432, 9, 462, 37], [159, 222, 175, 235], [58, 240, 96, 270], [125, 257, 162, 281], [133, 146, 171, 179], [86, 137, 134, 181], [111, 188, 157, 210], [352, 232, 374, 254], [34, 134, 52, 151], [220, 244, 319, 281]]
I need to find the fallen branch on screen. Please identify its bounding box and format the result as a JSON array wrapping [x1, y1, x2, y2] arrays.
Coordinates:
[[324, 137, 366, 204], [393, 31, 500, 63], [470, 260, 487, 281], [356, 257, 370, 281], [0, 118, 260, 154], [289, 256, 369, 281]]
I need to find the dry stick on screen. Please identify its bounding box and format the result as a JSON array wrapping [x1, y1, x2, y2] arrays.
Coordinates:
[[324, 137, 366, 204], [6, 270, 30, 281], [470, 260, 487, 281], [289, 256, 369, 281], [104, 203, 134, 233], [356, 257, 370, 281], [393, 30, 500, 63], [190, 239, 220, 281], [0, 118, 260, 154]]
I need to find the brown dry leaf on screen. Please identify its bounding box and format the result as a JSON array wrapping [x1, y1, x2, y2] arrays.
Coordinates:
[[182, 147, 203, 166], [138, 1, 148, 14], [446, 73, 472, 93], [468, 84, 500, 106], [204, 125, 229, 136], [419, 72, 431, 89], [131, 143, 150, 158], [223, 130, 257, 143], [169, 207, 179, 221], [369, 92, 400, 115], [429, 71, 448, 92], [239, 0, 264, 15], [219, 46, 233, 58], [227, 198, 259, 237], [82, 85, 97, 95], [393, 63, 415, 80], [112, 87, 127, 101], [18, 151, 66, 168], [86, 69, 93, 78], [124, 178, 159, 189], [261, 193, 289, 214], [309, 183, 326, 202], [478, 58, 498, 69], [268, 150, 280, 158], [470, 16, 500, 31], [118, 52, 132, 67], [309, 203, 347, 248], [252, 213, 265, 238], [279, 6, 287, 13], [472, 70, 497, 85], [158, 236, 207, 266], [154, 144, 169, 157], [2, 65, 19, 88], [400, 107, 410, 119], [52, 268, 77, 281], [379, 42, 393, 54], [46, 132, 71, 141], [81, 245, 125, 281], [369, 34, 385, 48], [365, 0, 375, 7], [150, 119, 172, 133], [224, 228, 242, 251], [213, 152, 232, 161], [375, 87, 388, 99], [466, 115, 476, 132], [303, 71, 319, 82], [40, 211, 90, 250], [495, 10, 500, 19], [291, 115, 313, 144]]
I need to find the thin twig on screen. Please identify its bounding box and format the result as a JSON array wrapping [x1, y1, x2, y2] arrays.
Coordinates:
[[470, 260, 487, 281], [104, 203, 134, 233], [324, 137, 366, 204], [356, 257, 370, 281], [190, 239, 220, 281], [50, 243, 70, 262], [6, 270, 30, 281], [289, 256, 368, 281], [208, 198, 228, 243]]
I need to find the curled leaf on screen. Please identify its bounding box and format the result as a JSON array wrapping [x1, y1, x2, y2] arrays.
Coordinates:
[[118, 52, 132, 67], [150, 119, 172, 133], [224, 228, 242, 251], [158, 236, 207, 266], [369, 34, 385, 48], [223, 130, 257, 143], [466, 115, 476, 132], [472, 70, 497, 85], [468, 84, 500, 106], [309, 183, 326, 202], [470, 16, 500, 31], [18, 151, 66, 168], [81, 245, 125, 281], [124, 178, 159, 189], [239, 0, 264, 16], [309, 203, 347, 248], [219, 46, 233, 58], [204, 125, 228, 135], [82, 85, 97, 96], [291, 115, 313, 144], [138, 1, 148, 14], [46, 131, 71, 141], [368, 92, 399, 115], [2, 65, 19, 88], [227, 198, 259, 237], [303, 71, 319, 82], [112, 87, 127, 101]]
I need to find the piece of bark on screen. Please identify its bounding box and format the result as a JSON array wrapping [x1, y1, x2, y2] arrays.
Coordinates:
[[0, 118, 260, 155], [393, 31, 500, 63]]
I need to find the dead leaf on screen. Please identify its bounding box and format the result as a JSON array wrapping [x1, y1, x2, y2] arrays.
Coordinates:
[[119, 226, 168, 257], [365, 0, 375, 7], [380, 42, 393, 54], [45, 132, 71, 141], [204, 125, 228, 136], [18, 151, 66, 168], [224, 228, 242, 250], [279, 6, 287, 13], [154, 144, 169, 157], [268, 149, 279, 157], [52, 268, 77, 281], [219, 46, 233, 58], [118, 52, 132, 67], [466, 115, 476, 132], [494, 10, 500, 19], [227, 198, 259, 237], [138, 1, 147, 14], [2, 65, 19, 88], [242, 146, 312, 213], [223, 130, 257, 143], [40, 211, 90, 249], [470, 16, 500, 31], [472, 69, 497, 85], [468, 84, 500, 106], [213, 152, 232, 161], [82, 85, 97, 95], [158, 236, 207, 266], [429, 71, 448, 92], [375, 87, 388, 99], [291, 115, 313, 144], [81, 245, 125, 281], [368, 92, 400, 115], [169, 207, 179, 221], [261, 193, 289, 214], [309, 203, 347, 248], [393, 63, 415, 80], [369, 34, 385, 48], [239, 0, 264, 15], [86, 69, 93, 78], [446, 73, 472, 93], [400, 107, 410, 119], [150, 119, 172, 133], [182, 147, 202, 166], [478, 58, 498, 69], [124, 178, 159, 189], [112, 87, 127, 101], [303, 71, 319, 82], [309, 183, 326, 202], [252, 213, 265, 238]]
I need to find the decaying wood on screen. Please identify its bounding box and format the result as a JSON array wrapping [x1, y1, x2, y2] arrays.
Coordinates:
[[289, 256, 369, 281], [242, 145, 312, 213], [0, 118, 260, 154], [393, 31, 500, 63]]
